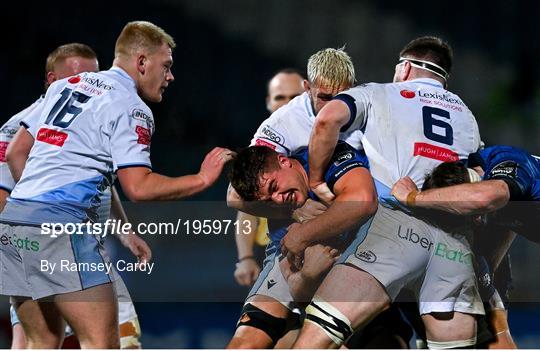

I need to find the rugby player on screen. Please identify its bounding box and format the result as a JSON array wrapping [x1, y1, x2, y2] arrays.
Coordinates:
[[0, 21, 233, 348], [301, 36, 484, 348], [234, 68, 305, 288], [227, 48, 412, 349], [392, 144, 540, 348], [1, 42, 148, 349]]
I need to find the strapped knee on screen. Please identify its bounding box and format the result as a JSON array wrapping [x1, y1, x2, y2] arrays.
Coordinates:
[[426, 337, 476, 349], [236, 303, 298, 344], [304, 296, 353, 346]]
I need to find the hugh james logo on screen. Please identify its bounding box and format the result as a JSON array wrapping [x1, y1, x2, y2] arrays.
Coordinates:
[[355, 250, 377, 263], [400, 89, 416, 99]]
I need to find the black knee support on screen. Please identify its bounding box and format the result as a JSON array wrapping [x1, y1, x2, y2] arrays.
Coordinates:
[[236, 303, 299, 344]]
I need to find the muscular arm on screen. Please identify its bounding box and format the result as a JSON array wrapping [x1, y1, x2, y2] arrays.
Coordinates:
[[308, 100, 351, 190], [282, 167, 378, 256], [117, 167, 210, 201], [5, 127, 34, 182], [117, 146, 233, 201], [413, 180, 510, 215]]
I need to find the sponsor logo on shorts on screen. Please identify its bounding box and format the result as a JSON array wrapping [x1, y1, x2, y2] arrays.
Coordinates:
[[397, 225, 434, 251], [255, 138, 277, 150], [261, 125, 284, 144], [136, 126, 151, 145], [0, 234, 40, 252], [413, 142, 459, 162], [355, 250, 377, 263], [267, 279, 277, 289], [400, 89, 416, 99], [333, 150, 353, 166], [36, 128, 68, 147], [239, 313, 251, 324], [434, 242, 472, 266], [489, 160, 517, 179]]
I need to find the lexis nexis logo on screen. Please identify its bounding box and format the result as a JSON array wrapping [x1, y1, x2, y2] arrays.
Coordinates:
[[0, 233, 40, 252]]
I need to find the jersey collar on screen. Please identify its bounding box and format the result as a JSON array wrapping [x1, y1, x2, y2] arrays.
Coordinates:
[[109, 66, 137, 92], [409, 78, 444, 88]]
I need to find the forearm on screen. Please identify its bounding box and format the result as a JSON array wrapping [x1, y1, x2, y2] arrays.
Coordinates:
[[414, 180, 510, 215], [6, 151, 28, 182], [288, 272, 321, 304], [110, 186, 129, 222], [235, 212, 258, 259], [308, 101, 349, 185], [124, 171, 207, 201], [308, 121, 340, 185], [294, 200, 375, 245]]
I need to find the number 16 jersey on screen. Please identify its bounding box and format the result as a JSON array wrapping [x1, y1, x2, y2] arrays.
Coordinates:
[[1, 67, 154, 226], [334, 78, 482, 207]]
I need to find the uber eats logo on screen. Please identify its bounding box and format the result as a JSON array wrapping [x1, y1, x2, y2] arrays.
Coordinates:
[[0, 234, 40, 252]]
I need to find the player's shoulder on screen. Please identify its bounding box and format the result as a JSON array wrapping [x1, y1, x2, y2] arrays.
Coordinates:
[[1, 96, 44, 132], [273, 92, 312, 119], [258, 92, 311, 130], [338, 82, 381, 96]]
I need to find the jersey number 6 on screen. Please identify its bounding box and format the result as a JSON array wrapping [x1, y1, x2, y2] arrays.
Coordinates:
[[422, 106, 453, 146]]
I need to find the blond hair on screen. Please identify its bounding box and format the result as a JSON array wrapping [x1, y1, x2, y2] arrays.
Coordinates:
[[115, 21, 176, 58], [307, 47, 355, 88], [45, 43, 97, 74]]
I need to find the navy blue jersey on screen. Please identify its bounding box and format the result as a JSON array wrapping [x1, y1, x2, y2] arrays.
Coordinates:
[[468, 145, 540, 243], [267, 141, 370, 245]]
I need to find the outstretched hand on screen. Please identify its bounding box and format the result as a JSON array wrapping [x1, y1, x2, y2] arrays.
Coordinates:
[[198, 147, 236, 188]]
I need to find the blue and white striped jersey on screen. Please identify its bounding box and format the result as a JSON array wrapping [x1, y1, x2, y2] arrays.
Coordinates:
[[0, 67, 153, 225]]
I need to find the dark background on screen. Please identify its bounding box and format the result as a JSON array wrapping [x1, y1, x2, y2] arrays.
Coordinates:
[[0, 0, 539, 348]]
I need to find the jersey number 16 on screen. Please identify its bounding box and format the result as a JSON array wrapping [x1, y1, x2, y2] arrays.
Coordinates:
[[45, 88, 91, 128]]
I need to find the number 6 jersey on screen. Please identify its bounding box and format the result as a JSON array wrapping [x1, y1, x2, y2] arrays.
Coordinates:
[[334, 78, 482, 207], [1, 67, 154, 226]]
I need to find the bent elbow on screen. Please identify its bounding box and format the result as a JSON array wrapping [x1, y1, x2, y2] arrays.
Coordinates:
[[122, 186, 148, 202], [472, 190, 508, 213]]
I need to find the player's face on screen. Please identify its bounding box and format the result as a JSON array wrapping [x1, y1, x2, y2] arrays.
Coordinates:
[[139, 43, 175, 103], [266, 73, 304, 113], [256, 158, 309, 208], [306, 80, 350, 115]]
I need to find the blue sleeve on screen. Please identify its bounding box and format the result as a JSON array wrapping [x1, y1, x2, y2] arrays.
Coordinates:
[[483, 149, 533, 200], [324, 141, 369, 191]]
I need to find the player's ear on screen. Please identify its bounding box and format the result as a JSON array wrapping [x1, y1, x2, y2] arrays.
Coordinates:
[[401, 61, 412, 81], [266, 96, 272, 113], [136, 55, 147, 74], [46, 72, 57, 86], [277, 154, 291, 168], [303, 79, 310, 93]]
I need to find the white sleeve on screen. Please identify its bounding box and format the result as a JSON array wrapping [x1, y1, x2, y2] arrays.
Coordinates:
[[110, 104, 154, 172], [20, 100, 47, 138], [332, 85, 371, 132], [470, 110, 483, 152], [249, 116, 293, 155]]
